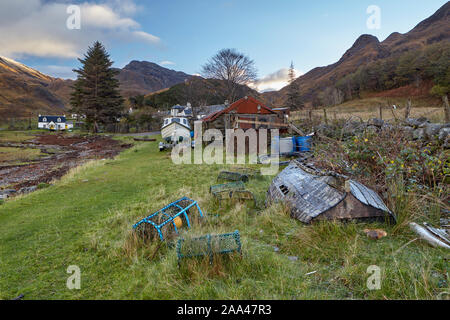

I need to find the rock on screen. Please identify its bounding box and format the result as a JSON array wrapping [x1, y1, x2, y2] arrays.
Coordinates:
[[365, 125, 378, 134], [444, 137, 450, 149], [18, 186, 37, 194], [288, 256, 298, 261], [405, 117, 429, 128], [273, 246, 280, 252], [363, 229, 388, 240], [401, 126, 415, 140], [381, 122, 394, 131], [424, 123, 443, 138], [367, 118, 384, 128], [438, 127, 450, 142], [413, 128, 425, 140], [343, 121, 365, 135]]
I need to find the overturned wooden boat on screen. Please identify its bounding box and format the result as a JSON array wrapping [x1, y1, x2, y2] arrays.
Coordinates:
[[267, 160, 396, 223], [161, 117, 191, 144]]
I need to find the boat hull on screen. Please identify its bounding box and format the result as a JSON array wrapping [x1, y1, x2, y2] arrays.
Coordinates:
[[161, 122, 191, 143]]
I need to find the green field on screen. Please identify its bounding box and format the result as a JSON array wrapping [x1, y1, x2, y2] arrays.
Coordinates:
[[0, 137, 448, 300]]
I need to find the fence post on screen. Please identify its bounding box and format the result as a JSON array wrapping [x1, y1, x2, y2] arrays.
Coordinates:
[[443, 95, 450, 123], [379, 105, 383, 120], [405, 98, 411, 119], [323, 108, 328, 125]]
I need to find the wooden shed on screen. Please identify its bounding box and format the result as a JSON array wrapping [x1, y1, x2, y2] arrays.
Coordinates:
[[202, 96, 286, 132]]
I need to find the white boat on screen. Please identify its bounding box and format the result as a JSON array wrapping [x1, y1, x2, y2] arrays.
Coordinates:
[[161, 117, 191, 144]]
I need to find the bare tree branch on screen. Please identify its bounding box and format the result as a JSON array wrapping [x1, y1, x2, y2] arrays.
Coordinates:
[[201, 48, 257, 102]]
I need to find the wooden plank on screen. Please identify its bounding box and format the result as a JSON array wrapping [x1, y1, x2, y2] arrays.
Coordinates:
[[235, 119, 288, 127]]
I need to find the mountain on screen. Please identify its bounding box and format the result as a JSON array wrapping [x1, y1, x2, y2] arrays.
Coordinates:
[[115, 61, 191, 97], [264, 1, 450, 106], [0, 56, 67, 119], [0, 59, 192, 118]]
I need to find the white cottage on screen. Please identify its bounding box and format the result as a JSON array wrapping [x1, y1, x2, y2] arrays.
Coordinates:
[[38, 115, 73, 131]]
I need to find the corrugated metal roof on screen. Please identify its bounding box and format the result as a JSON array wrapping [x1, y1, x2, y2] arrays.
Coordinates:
[[203, 96, 276, 122], [349, 180, 392, 214], [268, 162, 346, 223]]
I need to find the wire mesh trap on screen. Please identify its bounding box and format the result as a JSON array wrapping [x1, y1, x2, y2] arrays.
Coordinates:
[[132, 197, 204, 241], [210, 181, 256, 207], [217, 171, 249, 182], [176, 230, 242, 264], [232, 167, 262, 179], [210, 181, 245, 199]]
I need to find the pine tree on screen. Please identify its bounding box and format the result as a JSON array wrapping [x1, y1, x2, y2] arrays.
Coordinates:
[[286, 61, 302, 110], [71, 41, 124, 132]]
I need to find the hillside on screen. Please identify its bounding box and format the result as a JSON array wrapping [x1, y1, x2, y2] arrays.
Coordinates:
[[144, 77, 268, 110], [115, 61, 191, 97], [264, 1, 450, 107], [0, 56, 67, 119]]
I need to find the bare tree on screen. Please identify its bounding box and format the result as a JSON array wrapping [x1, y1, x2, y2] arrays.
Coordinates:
[[201, 48, 257, 102]]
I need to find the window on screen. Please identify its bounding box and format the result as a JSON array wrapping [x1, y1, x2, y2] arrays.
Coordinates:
[[279, 185, 289, 196], [174, 118, 180, 123], [57, 118, 61, 122], [43, 117, 47, 122], [183, 119, 187, 125]]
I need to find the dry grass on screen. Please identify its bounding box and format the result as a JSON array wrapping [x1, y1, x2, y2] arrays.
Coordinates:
[[291, 97, 446, 123], [0, 146, 42, 163]]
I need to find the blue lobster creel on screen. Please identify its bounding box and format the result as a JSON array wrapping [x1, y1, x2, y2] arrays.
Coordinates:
[[296, 136, 312, 152], [176, 230, 242, 263], [132, 197, 204, 241]]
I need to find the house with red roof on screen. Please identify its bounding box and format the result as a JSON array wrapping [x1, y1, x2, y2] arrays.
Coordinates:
[[202, 96, 288, 133]]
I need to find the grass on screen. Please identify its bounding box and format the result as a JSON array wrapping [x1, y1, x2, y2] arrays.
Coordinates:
[[0, 136, 448, 300], [0, 147, 43, 163], [0, 131, 38, 143]]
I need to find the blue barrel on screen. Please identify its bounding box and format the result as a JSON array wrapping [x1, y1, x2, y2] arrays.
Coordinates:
[[292, 136, 297, 153], [296, 136, 312, 152]]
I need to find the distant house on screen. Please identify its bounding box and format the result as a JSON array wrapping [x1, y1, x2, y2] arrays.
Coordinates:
[[195, 104, 228, 120], [38, 115, 73, 131], [170, 103, 193, 118]]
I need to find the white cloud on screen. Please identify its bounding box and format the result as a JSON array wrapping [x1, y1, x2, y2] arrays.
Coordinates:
[[159, 60, 176, 66], [0, 0, 160, 59], [36, 65, 76, 79], [249, 68, 303, 92]]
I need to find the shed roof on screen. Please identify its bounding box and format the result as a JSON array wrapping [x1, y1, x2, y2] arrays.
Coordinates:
[[202, 96, 276, 122]]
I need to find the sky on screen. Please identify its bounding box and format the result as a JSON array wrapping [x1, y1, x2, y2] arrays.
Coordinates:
[[0, 0, 447, 92]]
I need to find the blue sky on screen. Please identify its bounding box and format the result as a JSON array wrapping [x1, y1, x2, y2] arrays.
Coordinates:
[[0, 0, 447, 91]]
